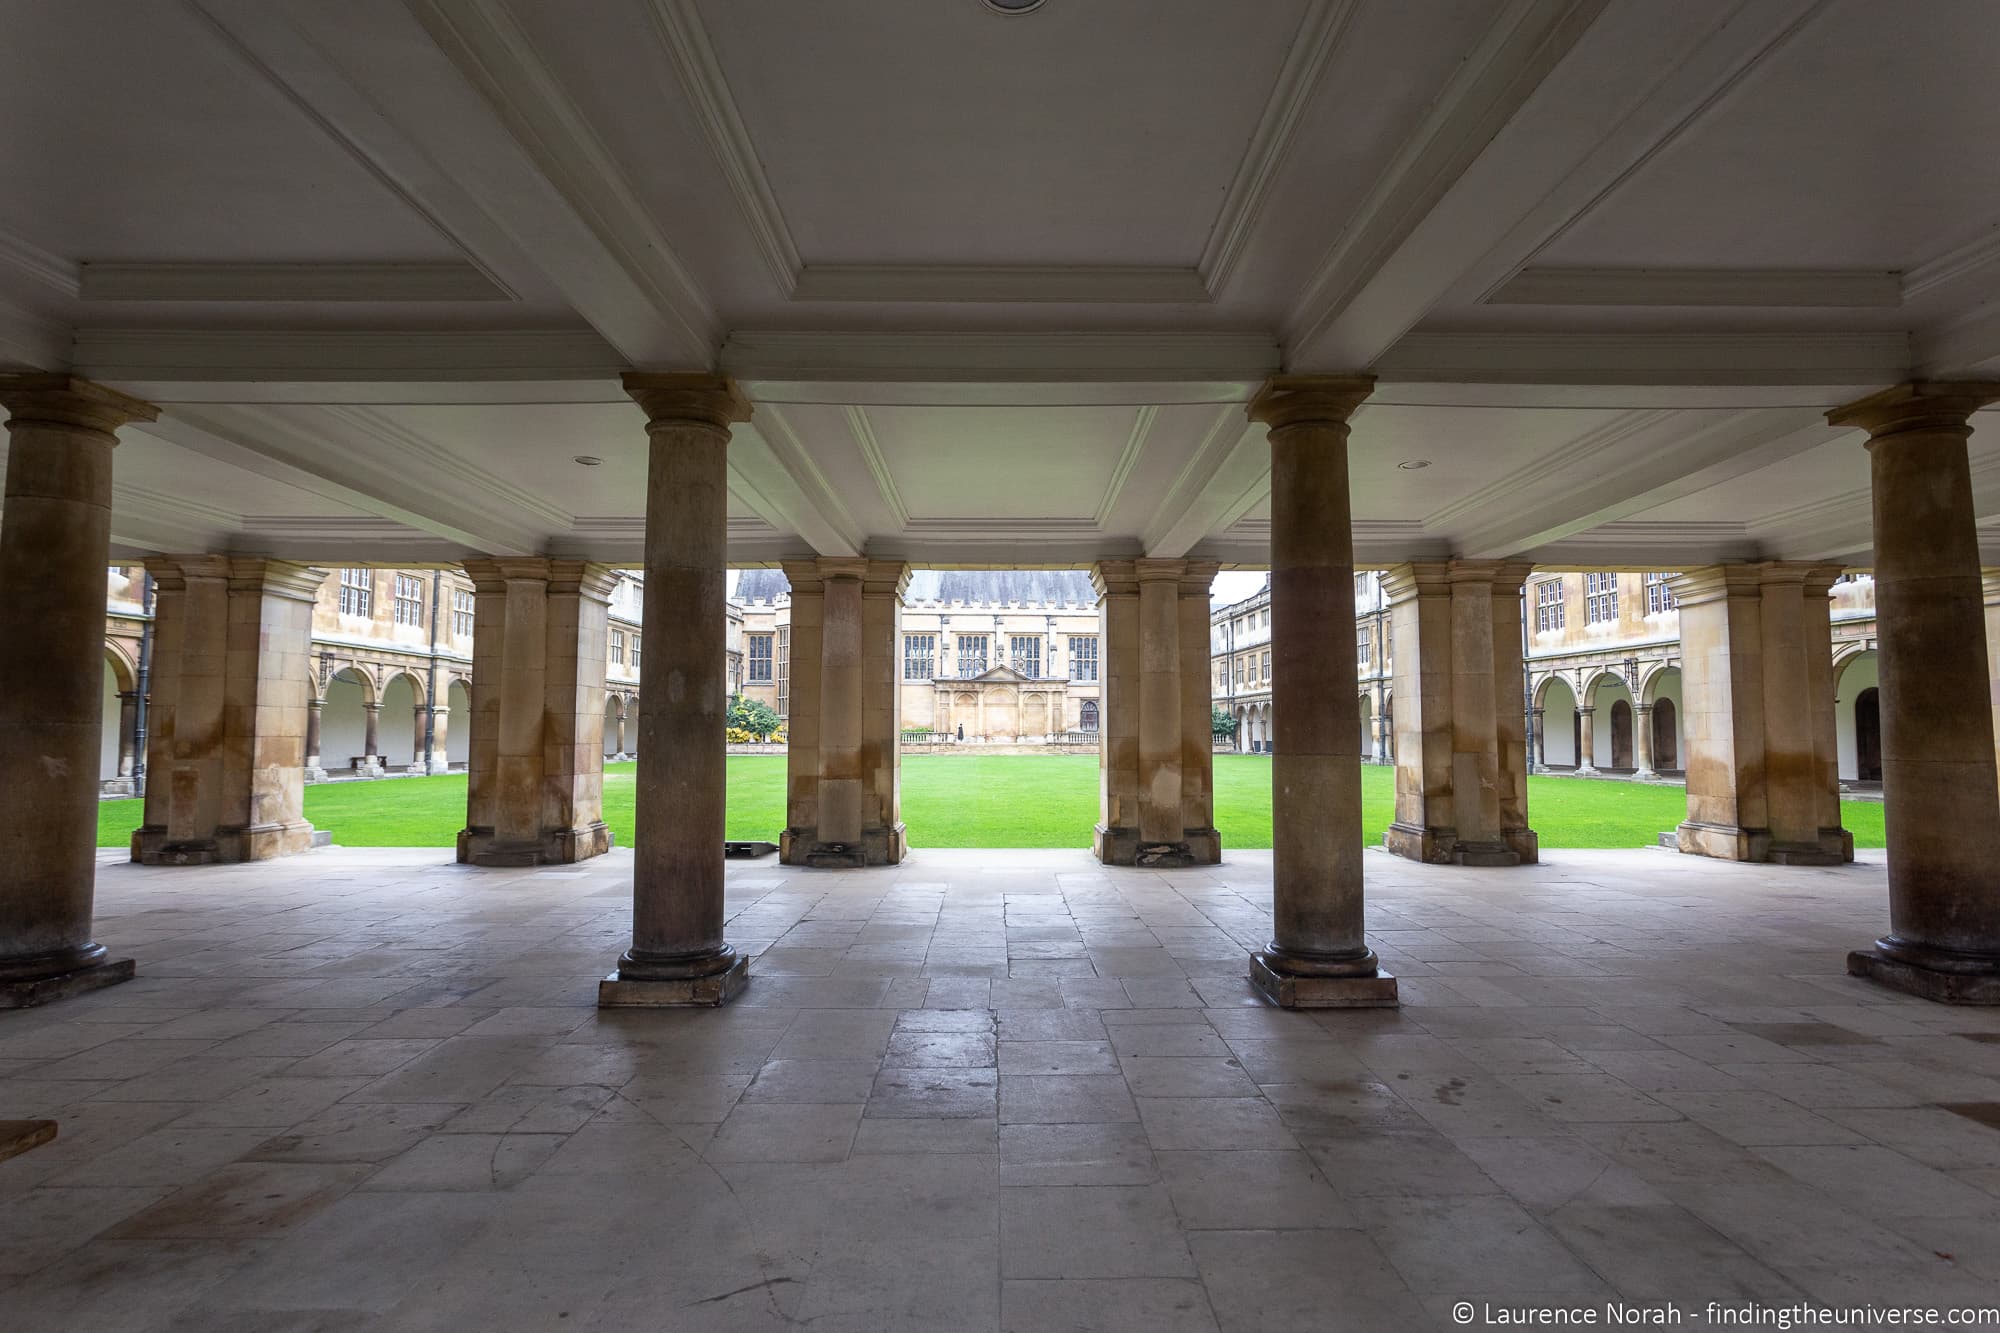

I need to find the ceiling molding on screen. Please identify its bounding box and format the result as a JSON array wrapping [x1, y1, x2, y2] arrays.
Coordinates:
[[1917, 303, 2000, 378], [0, 227, 79, 298], [1196, 0, 1358, 297], [1285, 0, 1609, 361], [1527, 520, 1761, 566], [1902, 226, 2000, 303], [897, 518, 1106, 539], [318, 404, 572, 530], [1372, 331, 1911, 386], [741, 405, 865, 555], [843, 406, 909, 529], [1423, 409, 1674, 531], [79, 262, 514, 303], [1141, 406, 1261, 558], [723, 331, 1281, 386], [1200, 517, 1453, 566], [639, 0, 801, 295], [73, 328, 625, 382], [0, 296, 71, 370], [791, 265, 1211, 305], [1093, 406, 1156, 528], [1486, 267, 1902, 308], [408, 0, 719, 353]]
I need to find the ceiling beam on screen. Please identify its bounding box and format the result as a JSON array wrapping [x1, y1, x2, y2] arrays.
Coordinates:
[[1486, 268, 1903, 308], [733, 408, 863, 558], [187, 0, 712, 368], [1451, 409, 1844, 558], [1288, 0, 1836, 372], [1142, 409, 1267, 559]]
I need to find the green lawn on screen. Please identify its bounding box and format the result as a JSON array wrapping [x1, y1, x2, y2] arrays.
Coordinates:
[[96, 755, 1887, 851]]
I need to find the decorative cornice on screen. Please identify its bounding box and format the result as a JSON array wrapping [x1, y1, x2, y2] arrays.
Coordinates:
[[0, 227, 79, 298], [1826, 380, 2000, 437], [1198, 0, 1358, 297], [791, 265, 1209, 305], [78, 262, 513, 303], [1486, 267, 1902, 308], [639, 0, 800, 295]]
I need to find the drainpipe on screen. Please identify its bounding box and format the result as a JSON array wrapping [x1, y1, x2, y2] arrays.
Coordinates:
[[132, 571, 155, 800], [422, 568, 441, 773]]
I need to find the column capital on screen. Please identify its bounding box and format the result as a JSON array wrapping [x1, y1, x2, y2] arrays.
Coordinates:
[[778, 558, 826, 595], [363, 702, 383, 714], [859, 559, 912, 600], [226, 559, 328, 604], [1379, 561, 1451, 606], [1246, 375, 1375, 431], [1091, 559, 1140, 599], [0, 373, 159, 435], [1178, 560, 1220, 597], [1134, 558, 1188, 585], [1667, 565, 1765, 609], [1827, 380, 2000, 438], [141, 554, 232, 591], [462, 556, 558, 593], [622, 373, 751, 431], [546, 559, 621, 603]]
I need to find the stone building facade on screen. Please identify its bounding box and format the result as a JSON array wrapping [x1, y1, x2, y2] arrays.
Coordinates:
[[733, 568, 1103, 743], [99, 564, 662, 791]]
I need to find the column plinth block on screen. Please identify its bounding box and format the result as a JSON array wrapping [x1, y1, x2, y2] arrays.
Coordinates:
[[600, 946, 749, 1007], [1249, 949, 1397, 1009], [0, 946, 135, 1010], [1848, 938, 2000, 1005]]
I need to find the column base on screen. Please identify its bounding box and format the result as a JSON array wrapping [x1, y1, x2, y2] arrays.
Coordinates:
[[1678, 821, 1850, 865], [1383, 823, 1522, 867], [1502, 825, 1540, 866], [599, 949, 750, 1007], [134, 819, 319, 865], [1093, 824, 1222, 867], [0, 949, 135, 1010], [100, 777, 134, 797], [456, 823, 614, 867], [1248, 951, 1398, 1009], [304, 765, 328, 783], [778, 822, 906, 868], [1848, 940, 2000, 1005]]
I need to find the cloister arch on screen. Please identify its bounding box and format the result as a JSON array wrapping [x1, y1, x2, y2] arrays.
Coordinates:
[[380, 671, 424, 772], [99, 645, 138, 784], [1535, 676, 1578, 769], [1584, 670, 1637, 771], [1835, 649, 1881, 781], [1357, 693, 1372, 759], [446, 679, 472, 767], [1642, 665, 1685, 774], [604, 693, 625, 759], [320, 667, 375, 771]]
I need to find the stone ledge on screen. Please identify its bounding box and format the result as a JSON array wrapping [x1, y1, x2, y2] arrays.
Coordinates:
[[1848, 949, 2000, 1005], [598, 956, 750, 1008], [0, 957, 135, 1010], [1248, 955, 1398, 1009]]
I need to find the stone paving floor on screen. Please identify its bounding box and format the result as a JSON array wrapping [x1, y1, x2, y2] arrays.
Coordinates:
[[3, 845, 2000, 1330]]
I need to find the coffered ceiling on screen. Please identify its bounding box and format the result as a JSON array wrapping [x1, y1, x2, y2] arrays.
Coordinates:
[[1, 0, 1997, 568]]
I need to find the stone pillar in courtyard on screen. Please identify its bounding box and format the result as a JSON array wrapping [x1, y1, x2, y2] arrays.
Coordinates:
[[1633, 703, 1657, 780], [1576, 706, 1596, 774], [304, 697, 326, 781], [601, 374, 751, 1006], [1986, 572, 2000, 789], [1381, 560, 1537, 866], [0, 375, 157, 1006], [132, 557, 323, 864], [1091, 557, 1219, 866], [456, 558, 616, 866], [1830, 383, 2000, 1002], [779, 556, 909, 867], [1244, 376, 1396, 1007], [1671, 564, 1851, 865]]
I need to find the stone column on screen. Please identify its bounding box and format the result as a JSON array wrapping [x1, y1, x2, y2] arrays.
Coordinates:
[[0, 375, 157, 1006], [779, 557, 908, 866], [1530, 707, 1546, 769], [362, 703, 382, 771], [1984, 571, 2000, 791], [1671, 564, 1850, 865], [1830, 383, 2000, 1002], [615, 706, 627, 759], [410, 708, 427, 771], [1576, 706, 1597, 774], [1178, 563, 1220, 861], [1091, 558, 1218, 866], [602, 374, 751, 1006], [456, 559, 616, 866], [1633, 704, 1656, 780], [426, 705, 449, 775], [1245, 376, 1395, 1007], [1381, 560, 1533, 866], [134, 558, 323, 865], [304, 697, 325, 780], [116, 693, 139, 779]]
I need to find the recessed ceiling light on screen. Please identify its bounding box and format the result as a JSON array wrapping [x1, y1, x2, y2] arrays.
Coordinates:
[[573, 455, 604, 467], [983, 0, 1047, 12], [1397, 459, 1431, 470]]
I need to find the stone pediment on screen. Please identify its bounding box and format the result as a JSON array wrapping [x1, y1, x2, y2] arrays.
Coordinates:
[[946, 664, 1033, 684]]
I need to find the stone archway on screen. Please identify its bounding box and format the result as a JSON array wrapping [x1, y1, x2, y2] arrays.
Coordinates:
[[446, 679, 472, 767], [1652, 697, 1678, 771], [320, 668, 374, 772], [1609, 698, 1634, 770]]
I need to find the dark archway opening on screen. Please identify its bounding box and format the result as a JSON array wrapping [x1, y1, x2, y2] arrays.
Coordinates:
[[1652, 697, 1678, 771], [1855, 687, 1882, 782], [1609, 699, 1633, 769]]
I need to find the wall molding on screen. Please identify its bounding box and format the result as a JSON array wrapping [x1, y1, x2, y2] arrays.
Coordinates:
[[792, 265, 1209, 305], [79, 261, 513, 303], [1486, 267, 1902, 308], [844, 406, 909, 529], [1373, 331, 1911, 385], [723, 330, 1281, 384]]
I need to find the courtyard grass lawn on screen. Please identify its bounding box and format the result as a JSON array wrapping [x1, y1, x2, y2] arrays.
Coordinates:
[[95, 754, 1888, 852]]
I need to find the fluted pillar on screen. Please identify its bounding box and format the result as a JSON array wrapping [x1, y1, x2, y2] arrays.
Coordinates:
[[780, 557, 909, 866], [0, 375, 157, 1007], [602, 374, 752, 1006], [1092, 558, 1219, 866], [1244, 376, 1396, 1008], [133, 557, 323, 865], [1830, 383, 2000, 1002]]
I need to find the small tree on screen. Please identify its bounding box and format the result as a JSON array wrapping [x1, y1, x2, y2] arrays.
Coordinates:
[[1212, 706, 1238, 742], [728, 694, 783, 741]]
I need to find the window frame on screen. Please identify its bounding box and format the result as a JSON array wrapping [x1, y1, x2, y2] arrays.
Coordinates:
[[1009, 635, 1041, 678], [747, 632, 774, 683], [338, 568, 374, 618], [1066, 635, 1098, 682], [1584, 572, 1619, 625], [903, 632, 936, 681]]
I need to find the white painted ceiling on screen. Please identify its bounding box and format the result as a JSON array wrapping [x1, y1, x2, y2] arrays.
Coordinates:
[[0, 0, 1996, 569]]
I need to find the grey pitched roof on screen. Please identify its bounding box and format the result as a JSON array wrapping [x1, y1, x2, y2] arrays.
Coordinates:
[[730, 568, 1098, 608]]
